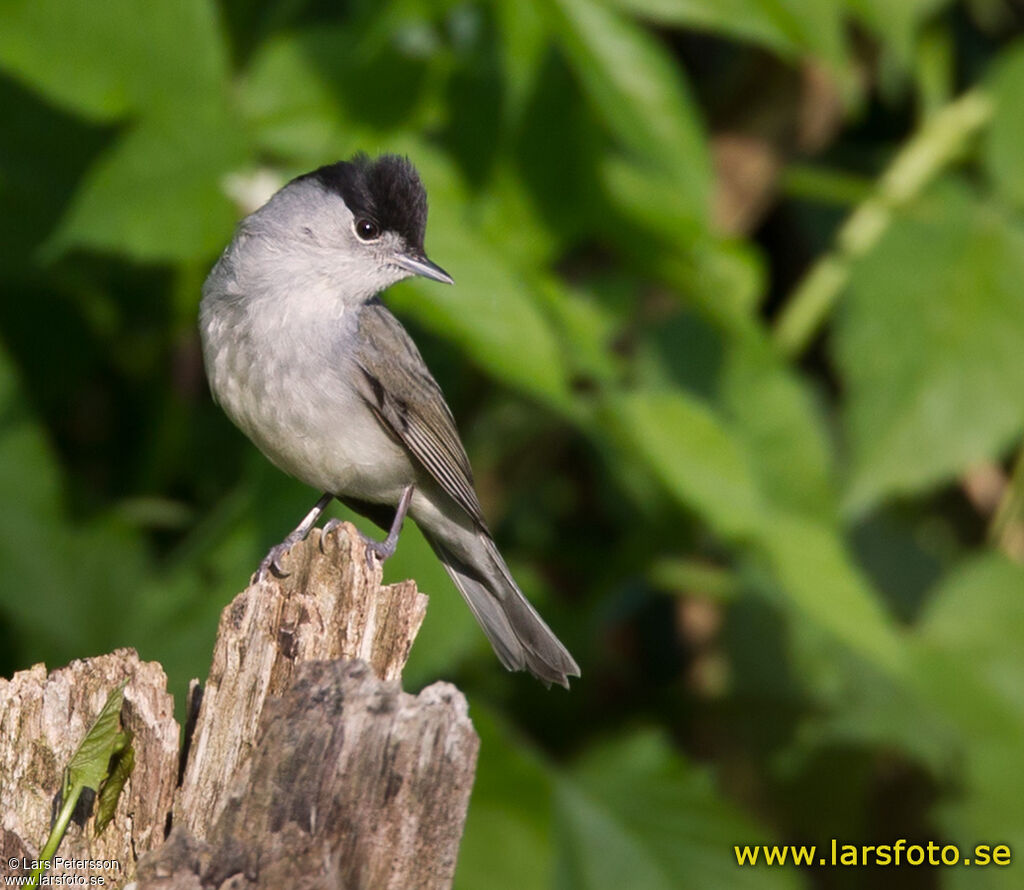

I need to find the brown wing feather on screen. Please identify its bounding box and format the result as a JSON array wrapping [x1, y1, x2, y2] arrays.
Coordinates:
[[350, 300, 487, 529]]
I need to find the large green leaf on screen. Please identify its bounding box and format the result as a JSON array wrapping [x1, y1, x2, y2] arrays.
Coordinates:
[[610, 385, 904, 675], [984, 42, 1024, 212], [913, 556, 1024, 890], [0, 338, 152, 663], [0, 344, 89, 654], [834, 184, 1024, 513], [238, 30, 352, 164], [719, 341, 836, 521], [0, 0, 228, 120], [239, 23, 433, 163], [757, 513, 906, 676], [557, 731, 803, 890], [606, 389, 764, 539], [48, 103, 249, 262], [549, 0, 710, 225]]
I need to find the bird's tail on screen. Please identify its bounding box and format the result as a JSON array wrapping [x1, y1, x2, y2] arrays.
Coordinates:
[[423, 531, 580, 688]]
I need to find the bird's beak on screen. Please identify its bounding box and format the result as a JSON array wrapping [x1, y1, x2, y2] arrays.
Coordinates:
[[394, 252, 454, 285]]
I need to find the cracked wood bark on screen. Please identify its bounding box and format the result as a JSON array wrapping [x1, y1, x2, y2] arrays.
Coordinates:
[[1, 522, 479, 889], [138, 661, 478, 890], [175, 522, 437, 837], [160, 522, 479, 889], [0, 649, 179, 884]]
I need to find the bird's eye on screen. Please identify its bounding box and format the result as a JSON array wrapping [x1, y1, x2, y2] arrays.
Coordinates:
[[354, 218, 381, 241]]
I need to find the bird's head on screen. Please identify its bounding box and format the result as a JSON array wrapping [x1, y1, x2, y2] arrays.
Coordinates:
[[240, 154, 452, 303]]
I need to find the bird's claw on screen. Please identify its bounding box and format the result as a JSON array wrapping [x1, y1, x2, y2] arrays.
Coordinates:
[[320, 518, 343, 550], [252, 542, 293, 583], [319, 518, 392, 568], [361, 534, 398, 569]]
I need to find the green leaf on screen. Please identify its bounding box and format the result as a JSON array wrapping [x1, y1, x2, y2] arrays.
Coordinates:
[[549, 0, 710, 225], [719, 340, 836, 521], [609, 0, 845, 64], [455, 708, 555, 890], [239, 22, 434, 164], [95, 735, 134, 834], [28, 682, 129, 888], [984, 42, 1024, 211], [64, 680, 128, 796], [834, 184, 1024, 513], [606, 389, 764, 538], [556, 731, 804, 890], [238, 31, 349, 164], [0, 0, 228, 121], [0, 343, 94, 655], [757, 513, 906, 677], [607, 383, 901, 677], [48, 103, 249, 262], [913, 556, 1024, 884], [916, 555, 1024, 732]]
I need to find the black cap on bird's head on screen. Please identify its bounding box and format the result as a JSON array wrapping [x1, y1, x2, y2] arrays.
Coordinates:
[[294, 154, 451, 285], [306, 154, 428, 249]]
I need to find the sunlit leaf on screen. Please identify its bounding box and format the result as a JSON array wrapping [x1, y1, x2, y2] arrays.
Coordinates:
[[64, 681, 127, 796], [757, 512, 906, 676], [834, 183, 1024, 513], [719, 340, 836, 521], [0, 0, 228, 120], [48, 103, 249, 262], [984, 42, 1024, 211], [914, 556, 1024, 888]]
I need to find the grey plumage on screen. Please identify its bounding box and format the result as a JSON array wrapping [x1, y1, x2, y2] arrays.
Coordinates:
[[199, 154, 579, 688]]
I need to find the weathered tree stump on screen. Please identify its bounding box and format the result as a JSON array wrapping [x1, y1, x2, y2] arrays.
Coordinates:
[[0, 650, 179, 885], [0, 522, 479, 889]]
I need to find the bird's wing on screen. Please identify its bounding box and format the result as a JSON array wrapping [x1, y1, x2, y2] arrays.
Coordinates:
[[349, 299, 487, 529]]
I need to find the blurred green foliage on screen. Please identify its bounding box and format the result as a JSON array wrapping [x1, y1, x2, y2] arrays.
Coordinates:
[[2, 0, 1024, 887]]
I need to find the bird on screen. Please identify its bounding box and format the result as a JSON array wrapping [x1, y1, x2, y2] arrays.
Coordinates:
[[199, 153, 580, 688]]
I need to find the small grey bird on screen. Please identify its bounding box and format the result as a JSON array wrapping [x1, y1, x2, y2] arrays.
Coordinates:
[[199, 153, 580, 688]]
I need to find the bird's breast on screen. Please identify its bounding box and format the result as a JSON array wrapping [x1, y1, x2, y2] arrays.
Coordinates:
[[200, 294, 411, 502]]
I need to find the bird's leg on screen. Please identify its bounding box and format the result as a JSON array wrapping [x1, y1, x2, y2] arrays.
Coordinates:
[[323, 485, 415, 568], [254, 492, 334, 582]]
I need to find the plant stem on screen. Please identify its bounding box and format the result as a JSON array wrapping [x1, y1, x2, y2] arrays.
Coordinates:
[[27, 787, 80, 889], [772, 89, 993, 357]]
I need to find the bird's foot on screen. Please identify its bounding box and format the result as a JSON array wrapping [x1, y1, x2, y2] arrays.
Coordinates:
[[362, 533, 400, 567], [319, 517, 398, 569], [336, 485, 415, 570], [252, 492, 335, 584], [321, 517, 343, 543], [252, 536, 299, 583]]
